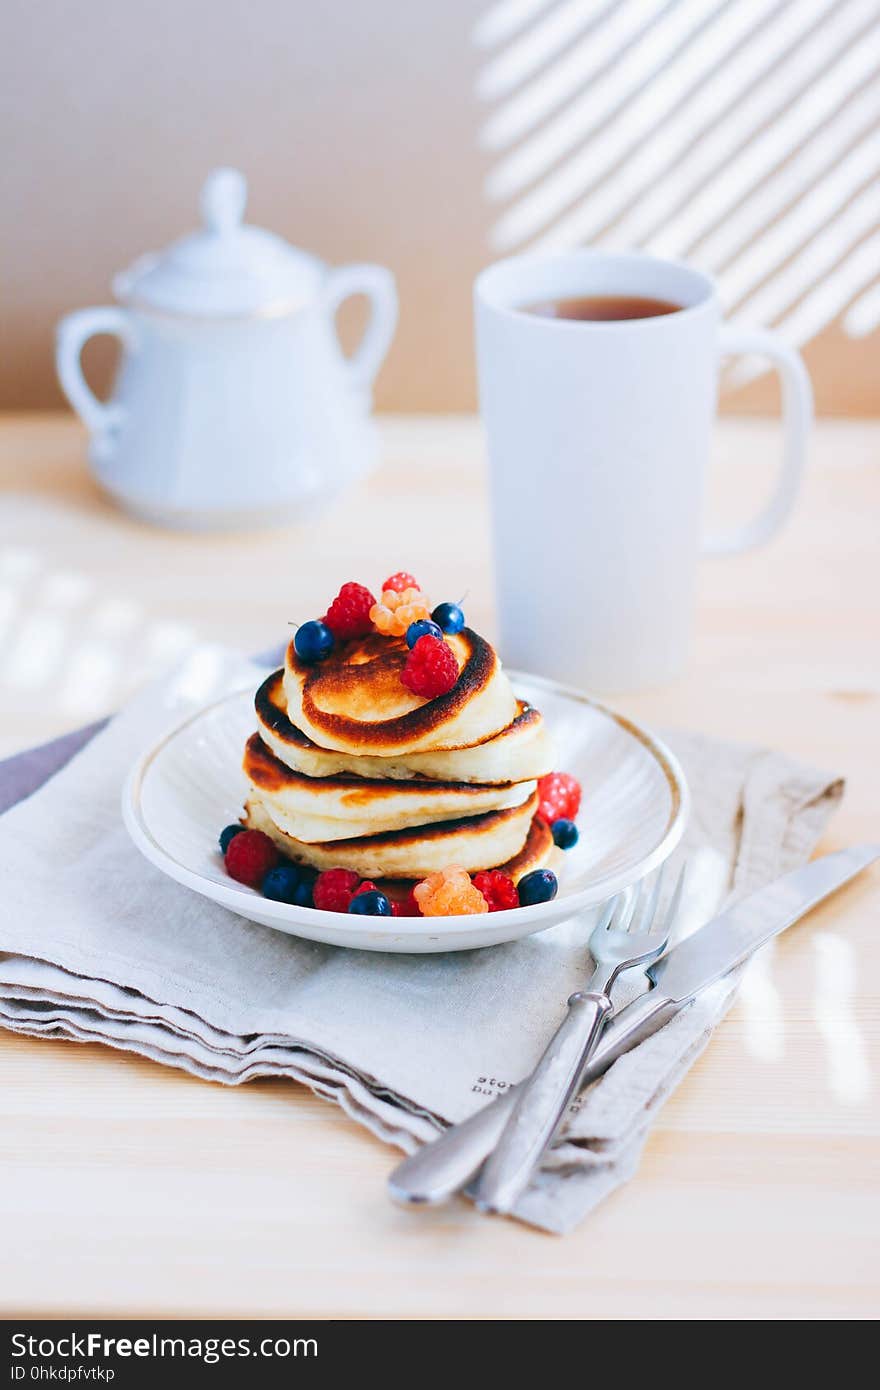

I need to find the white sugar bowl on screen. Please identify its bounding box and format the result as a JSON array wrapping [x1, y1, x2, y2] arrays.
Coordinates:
[[55, 169, 398, 528]]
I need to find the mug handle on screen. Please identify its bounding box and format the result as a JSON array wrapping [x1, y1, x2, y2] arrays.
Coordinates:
[[703, 325, 813, 555], [56, 307, 135, 451], [324, 264, 398, 393]]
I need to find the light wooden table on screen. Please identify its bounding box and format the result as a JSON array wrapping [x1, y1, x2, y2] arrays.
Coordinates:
[[1, 413, 878, 1320]]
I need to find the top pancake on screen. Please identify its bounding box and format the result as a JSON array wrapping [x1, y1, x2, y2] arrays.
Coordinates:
[[283, 628, 520, 756], [256, 671, 555, 784]]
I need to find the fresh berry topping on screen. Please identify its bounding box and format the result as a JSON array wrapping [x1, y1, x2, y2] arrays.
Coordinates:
[[431, 602, 465, 635], [400, 634, 459, 699], [224, 829, 279, 887], [370, 604, 395, 635], [394, 602, 431, 632], [387, 587, 423, 609], [294, 620, 334, 663], [348, 889, 393, 916], [517, 868, 558, 906], [371, 587, 431, 637], [291, 877, 315, 908], [394, 886, 423, 917], [551, 818, 579, 850], [323, 582, 376, 639], [219, 824, 245, 854], [261, 863, 303, 903], [383, 571, 419, 594], [472, 869, 519, 912], [413, 866, 488, 917], [406, 619, 443, 648], [313, 867, 361, 913], [537, 772, 582, 825], [352, 880, 379, 898]]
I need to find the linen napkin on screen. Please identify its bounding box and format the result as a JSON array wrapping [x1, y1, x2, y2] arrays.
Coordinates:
[[0, 647, 843, 1233]]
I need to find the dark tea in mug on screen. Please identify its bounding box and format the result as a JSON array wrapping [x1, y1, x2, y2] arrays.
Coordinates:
[[522, 294, 682, 322]]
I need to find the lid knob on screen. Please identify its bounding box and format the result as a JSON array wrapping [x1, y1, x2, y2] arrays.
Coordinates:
[[200, 167, 247, 236], [116, 166, 324, 315]]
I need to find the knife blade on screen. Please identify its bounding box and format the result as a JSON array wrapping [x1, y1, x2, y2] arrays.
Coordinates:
[[388, 843, 879, 1209]]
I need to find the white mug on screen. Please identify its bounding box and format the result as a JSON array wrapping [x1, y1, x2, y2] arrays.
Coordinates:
[[475, 251, 812, 692]]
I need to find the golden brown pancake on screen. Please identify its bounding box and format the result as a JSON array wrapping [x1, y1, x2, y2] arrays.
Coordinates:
[[499, 815, 556, 883], [375, 818, 556, 901], [244, 788, 542, 879], [255, 670, 555, 784], [282, 628, 520, 756], [243, 733, 536, 842], [239, 613, 559, 897]]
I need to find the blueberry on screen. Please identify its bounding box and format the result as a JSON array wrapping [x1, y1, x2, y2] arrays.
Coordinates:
[[518, 869, 558, 906], [551, 818, 579, 850], [261, 863, 302, 903], [294, 620, 334, 663], [291, 878, 315, 908], [431, 602, 465, 635], [348, 889, 393, 917], [406, 619, 443, 648], [219, 824, 245, 854]]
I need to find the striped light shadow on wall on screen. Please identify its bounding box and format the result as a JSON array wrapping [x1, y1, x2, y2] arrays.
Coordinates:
[[474, 0, 880, 383]]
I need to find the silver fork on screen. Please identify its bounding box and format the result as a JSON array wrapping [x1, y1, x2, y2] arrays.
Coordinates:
[[473, 865, 686, 1215]]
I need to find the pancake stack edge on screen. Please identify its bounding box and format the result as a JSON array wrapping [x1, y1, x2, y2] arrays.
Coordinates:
[[241, 630, 556, 883]]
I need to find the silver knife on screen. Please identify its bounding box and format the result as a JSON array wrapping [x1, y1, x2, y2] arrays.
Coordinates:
[[388, 844, 879, 1209]]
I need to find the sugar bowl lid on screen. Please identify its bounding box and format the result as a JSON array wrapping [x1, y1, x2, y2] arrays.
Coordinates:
[[113, 168, 323, 316]]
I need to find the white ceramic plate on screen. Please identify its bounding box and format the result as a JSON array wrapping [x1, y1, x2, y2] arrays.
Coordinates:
[[123, 670, 688, 953]]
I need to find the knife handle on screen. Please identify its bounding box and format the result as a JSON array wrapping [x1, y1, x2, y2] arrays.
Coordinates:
[[387, 991, 677, 1209], [472, 990, 613, 1215]]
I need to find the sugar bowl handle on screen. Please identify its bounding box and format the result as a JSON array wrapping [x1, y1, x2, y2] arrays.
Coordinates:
[[56, 307, 136, 456], [325, 264, 398, 394]]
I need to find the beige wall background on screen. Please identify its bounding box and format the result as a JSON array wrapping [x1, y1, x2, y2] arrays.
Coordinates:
[[2, 0, 879, 415]]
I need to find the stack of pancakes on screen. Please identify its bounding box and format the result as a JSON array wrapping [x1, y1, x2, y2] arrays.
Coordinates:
[[242, 627, 556, 884]]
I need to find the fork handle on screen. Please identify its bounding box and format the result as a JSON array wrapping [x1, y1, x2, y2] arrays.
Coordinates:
[[388, 991, 679, 1208], [472, 990, 614, 1215]]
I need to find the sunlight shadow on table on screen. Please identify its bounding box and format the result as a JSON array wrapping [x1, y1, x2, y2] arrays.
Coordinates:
[[812, 931, 871, 1104], [0, 543, 195, 734]]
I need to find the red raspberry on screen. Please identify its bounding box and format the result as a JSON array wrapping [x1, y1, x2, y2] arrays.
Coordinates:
[[224, 830, 279, 887], [394, 886, 422, 917], [472, 870, 519, 912], [352, 880, 379, 898], [537, 771, 582, 825], [400, 634, 458, 699], [323, 582, 376, 639], [382, 571, 419, 594], [313, 867, 361, 912]]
